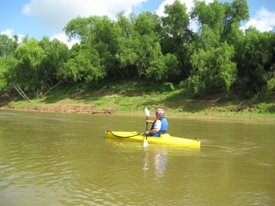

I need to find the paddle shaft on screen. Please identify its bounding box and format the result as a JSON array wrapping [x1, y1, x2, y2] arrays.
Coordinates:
[[145, 116, 149, 140]]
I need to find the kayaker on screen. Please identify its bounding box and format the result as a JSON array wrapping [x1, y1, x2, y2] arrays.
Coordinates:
[[145, 108, 168, 137]]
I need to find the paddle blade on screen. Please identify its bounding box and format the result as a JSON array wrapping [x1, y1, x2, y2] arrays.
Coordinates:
[[145, 108, 150, 117]]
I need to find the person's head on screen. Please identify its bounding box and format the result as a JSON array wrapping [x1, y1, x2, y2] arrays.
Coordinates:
[[155, 108, 165, 119]]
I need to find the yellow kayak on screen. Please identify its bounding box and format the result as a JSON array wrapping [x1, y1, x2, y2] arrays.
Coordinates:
[[105, 131, 201, 149]]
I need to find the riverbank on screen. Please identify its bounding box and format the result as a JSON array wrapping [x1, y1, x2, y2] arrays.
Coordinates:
[[2, 104, 275, 123], [1, 81, 275, 122]]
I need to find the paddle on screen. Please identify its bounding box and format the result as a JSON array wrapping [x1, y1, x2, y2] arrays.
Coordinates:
[[143, 108, 150, 147]]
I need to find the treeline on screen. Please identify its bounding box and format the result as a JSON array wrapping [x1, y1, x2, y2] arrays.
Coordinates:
[[0, 0, 274, 98]]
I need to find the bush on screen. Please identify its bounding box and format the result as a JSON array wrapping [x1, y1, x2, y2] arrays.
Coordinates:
[[162, 82, 175, 92], [267, 78, 275, 92]]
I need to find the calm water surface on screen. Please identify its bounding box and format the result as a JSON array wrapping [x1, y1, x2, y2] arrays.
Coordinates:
[[0, 111, 274, 206]]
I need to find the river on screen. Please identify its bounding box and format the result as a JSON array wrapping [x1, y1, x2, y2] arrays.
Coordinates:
[[0, 110, 274, 205]]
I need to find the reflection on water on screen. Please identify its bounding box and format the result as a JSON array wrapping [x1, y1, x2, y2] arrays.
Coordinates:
[[0, 111, 275, 205], [153, 153, 168, 177], [143, 147, 168, 177]]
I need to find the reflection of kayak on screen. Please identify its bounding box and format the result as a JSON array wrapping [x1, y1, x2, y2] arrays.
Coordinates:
[[105, 131, 201, 149]]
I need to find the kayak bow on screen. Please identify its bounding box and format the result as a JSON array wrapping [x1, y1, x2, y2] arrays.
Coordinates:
[[105, 131, 200, 149]]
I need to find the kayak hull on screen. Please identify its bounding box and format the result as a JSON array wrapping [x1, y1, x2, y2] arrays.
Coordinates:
[[105, 131, 201, 149]]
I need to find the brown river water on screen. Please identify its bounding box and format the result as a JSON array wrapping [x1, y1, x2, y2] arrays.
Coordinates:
[[0, 110, 274, 206]]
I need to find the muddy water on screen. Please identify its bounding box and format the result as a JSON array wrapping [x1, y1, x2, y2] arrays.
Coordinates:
[[0, 111, 274, 205]]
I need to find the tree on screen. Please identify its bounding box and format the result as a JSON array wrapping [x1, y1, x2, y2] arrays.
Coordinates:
[[134, 12, 161, 36], [116, 12, 134, 38], [9, 38, 45, 94], [235, 28, 275, 96], [8, 37, 70, 96], [39, 37, 70, 88], [222, 0, 249, 48], [192, 0, 226, 35], [188, 25, 236, 96], [188, 0, 253, 96], [0, 34, 18, 58], [192, 0, 249, 44], [0, 57, 18, 92], [65, 16, 120, 80], [161, 0, 193, 80], [0, 34, 18, 92], [116, 12, 177, 81], [58, 45, 105, 82]]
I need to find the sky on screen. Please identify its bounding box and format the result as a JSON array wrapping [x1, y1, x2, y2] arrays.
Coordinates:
[[1, 0, 275, 47]]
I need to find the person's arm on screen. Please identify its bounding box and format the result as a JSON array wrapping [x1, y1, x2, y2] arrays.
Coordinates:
[[148, 127, 159, 134], [146, 120, 161, 134]]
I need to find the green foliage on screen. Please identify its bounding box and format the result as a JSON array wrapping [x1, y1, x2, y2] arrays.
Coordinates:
[[59, 47, 105, 82], [163, 53, 179, 79], [162, 82, 175, 92], [0, 0, 273, 102], [0, 34, 19, 92], [195, 24, 220, 49], [223, 0, 249, 43], [161, 0, 193, 79], [0, 57, 11, 91], [115, 12, 173, 81], [10, 38, 46, 93], [65, 16, 120, 79], [116, 12, 134, 38], [192, 0, 226, 34], [258, 78, 275, 101], [134, 12, 161, 35], [0, 34, 18, 58], [39, 37, 70, 85], [134, 34, 163, 79], [188, 25, 232, 96], [188, 39, 236, 96], [267, 78, 275, 91], [162, 0, 189, 37], [235, 29, 275, 96], [5, 37, 70, 96]]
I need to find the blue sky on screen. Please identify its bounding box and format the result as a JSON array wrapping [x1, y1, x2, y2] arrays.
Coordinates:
[[1, 0, 275, 47]]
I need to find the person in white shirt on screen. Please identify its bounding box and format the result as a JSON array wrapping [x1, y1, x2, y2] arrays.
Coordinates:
[[145, 108, 168, 137]]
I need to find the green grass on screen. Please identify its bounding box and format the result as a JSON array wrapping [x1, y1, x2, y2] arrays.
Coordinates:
[[5, 80, 275, 120]]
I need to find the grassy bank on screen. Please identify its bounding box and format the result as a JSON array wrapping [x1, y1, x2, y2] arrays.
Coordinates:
[[1, 81, 275, 120]]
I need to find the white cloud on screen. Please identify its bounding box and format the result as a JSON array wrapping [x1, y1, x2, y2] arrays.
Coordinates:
[[241, 7, 275, 32], [50, 32, 79, 48], [23, 0, 147, 31], [1, 29, 14, 37], [156, 0, 213, 16], [1, 29, 25, 43]]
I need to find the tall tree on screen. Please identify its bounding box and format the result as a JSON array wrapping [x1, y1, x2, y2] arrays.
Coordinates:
[[192, 0, 226, 35], [189, 0, 241, 96], [39, 37, 70, 88], [65, 16, 119, 81], [0, 34, 18, 92], [58, 45, 105, 82], [161, 0, 193, 80], [116, 12, 178, 80], [0, 34, 18, 58], [11, 38, 45, 93], [235, 28, 275, 96], [223, 0, 249, 44], [188, 25, 236, 96]]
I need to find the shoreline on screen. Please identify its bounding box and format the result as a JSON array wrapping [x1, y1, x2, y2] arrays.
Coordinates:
[[1, 103, 275, 123]]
